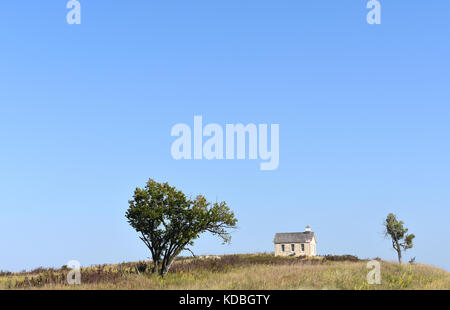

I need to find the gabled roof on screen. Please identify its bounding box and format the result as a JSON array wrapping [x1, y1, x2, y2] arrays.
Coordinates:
[[273, 232, 315, 244]]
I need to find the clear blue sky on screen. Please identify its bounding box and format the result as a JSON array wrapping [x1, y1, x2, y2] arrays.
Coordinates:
[[0, 1, 449, 272]]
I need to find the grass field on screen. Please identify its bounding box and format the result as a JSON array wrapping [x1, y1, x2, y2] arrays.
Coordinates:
[[1, 254, 449, 290]]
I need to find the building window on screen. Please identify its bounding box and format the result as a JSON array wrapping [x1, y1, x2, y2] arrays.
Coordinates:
[[301, 244, 305, 252], [291, 244, 295, 251], [281, 244, 285, 252]]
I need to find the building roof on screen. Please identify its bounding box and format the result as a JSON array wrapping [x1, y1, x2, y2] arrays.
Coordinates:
[[273, 232, 315, 244]]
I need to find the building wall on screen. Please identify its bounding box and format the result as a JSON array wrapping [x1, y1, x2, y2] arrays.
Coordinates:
[[274, 242, 313, 257], [310, 238, 317, 256], [274, 238, 317, 257]]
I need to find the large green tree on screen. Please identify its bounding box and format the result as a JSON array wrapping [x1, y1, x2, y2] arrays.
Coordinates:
[[126, 179, 238, 276], [383, 213, 415, 264]]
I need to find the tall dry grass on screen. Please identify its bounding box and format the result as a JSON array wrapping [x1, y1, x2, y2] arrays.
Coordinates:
[[1, 254, 448, 290]]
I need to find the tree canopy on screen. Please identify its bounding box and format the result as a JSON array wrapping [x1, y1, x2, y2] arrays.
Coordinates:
[[126, 179, 238, 276]]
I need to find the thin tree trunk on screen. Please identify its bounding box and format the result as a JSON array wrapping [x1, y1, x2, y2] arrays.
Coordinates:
[[152, 260, 159, 274], [395, 240, 402, 264], [159, 251, 168, 276], [160, 245, 177, 276], [151, 250, 161, 274], [160, 256, 175, 277]]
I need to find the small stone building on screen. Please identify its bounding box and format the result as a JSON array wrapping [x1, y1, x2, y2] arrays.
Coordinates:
[[274, 225, 317, 257]]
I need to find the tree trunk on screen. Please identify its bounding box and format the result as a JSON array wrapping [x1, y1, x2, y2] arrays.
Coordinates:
[[152, 259, 159, 274], [150, 250, 161, 274], [160, 256, 175, 277], [395, 241, 402, 264]]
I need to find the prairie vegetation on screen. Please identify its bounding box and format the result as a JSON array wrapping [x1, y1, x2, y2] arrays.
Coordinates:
[[1, 254, 448, 290]]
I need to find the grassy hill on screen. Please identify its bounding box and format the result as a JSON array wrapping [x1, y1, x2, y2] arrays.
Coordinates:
[[1, 254, 449, 290]]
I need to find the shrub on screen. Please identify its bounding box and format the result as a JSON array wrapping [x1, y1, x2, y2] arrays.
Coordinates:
[[323, 255, 360, 262]]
